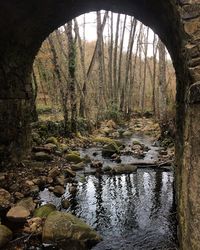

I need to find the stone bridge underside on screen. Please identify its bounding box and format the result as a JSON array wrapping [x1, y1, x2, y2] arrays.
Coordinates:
[[0, 0, 199, 249]]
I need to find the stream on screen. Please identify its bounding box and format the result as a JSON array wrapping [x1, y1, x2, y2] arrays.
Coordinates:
[[40, 133, 178, 250]]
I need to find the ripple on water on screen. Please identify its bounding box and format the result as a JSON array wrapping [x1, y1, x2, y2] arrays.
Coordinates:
[[40, 169, 177, 250]]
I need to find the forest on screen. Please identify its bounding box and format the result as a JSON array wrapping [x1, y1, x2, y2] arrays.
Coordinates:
[[32, 11, 176, 134]]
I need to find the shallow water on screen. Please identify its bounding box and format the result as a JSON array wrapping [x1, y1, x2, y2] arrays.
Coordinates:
[[40, 135, 177, 249]]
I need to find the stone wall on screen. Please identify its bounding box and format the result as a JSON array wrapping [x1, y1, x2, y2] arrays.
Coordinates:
[[177, 1, 200, 249]]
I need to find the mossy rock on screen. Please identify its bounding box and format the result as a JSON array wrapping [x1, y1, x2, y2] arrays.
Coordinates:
[[17, 197, 36, 212], [34, 204, 56, 218], [33, 152, 53, 162], [71, 162, 85, 171], [93, 136, 116, 145], [32, 132, 42, 145], [46, 137, 59, 146], [68, 151, 80, 157], [44, 143, 58, 151], [132, 140, 142, 146], [65, 154, 83, 164], [0, 225, 13, 248], [122, 131, 133, 137], [112, 164, 137, 174], [60, 144, 69, 153], [42, 211, 102, 247], [102, 143, 119, 157]]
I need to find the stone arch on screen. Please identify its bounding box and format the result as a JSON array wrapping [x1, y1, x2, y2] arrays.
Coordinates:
[[0, 1, 199, 249]]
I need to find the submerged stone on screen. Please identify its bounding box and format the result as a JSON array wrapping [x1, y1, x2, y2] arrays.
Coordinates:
[[102, 143, 119, 157], [112, 164, 137, 174]]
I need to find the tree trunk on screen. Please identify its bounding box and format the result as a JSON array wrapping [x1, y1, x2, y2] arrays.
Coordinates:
[[66, 21, 77, 134], [74, 18, 87, 118], [158, 38, 167, 122], [48, 34, 69, 132], [108, 12, 113, 101], [141, 27, 149, 115], [113, 13, 120, 103]]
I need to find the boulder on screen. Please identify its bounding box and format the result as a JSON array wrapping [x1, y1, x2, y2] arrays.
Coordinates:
[[17, 197, 36, 213], [62, 199, 71, 209], [71, 162, 85, 171], [33, 152, 53, 162], [122, 131, 133, 137], [65, 154, 83, 164], [106, 120, 117, 129], [29, 185, 40, 196], [0, 225, 12, 248], [33, 204, 56, 218], [53, 186, 65, 197], [32, 132, 42, 145], [42, 211, 102, 248], [112, 164, 137, 174], [102, 143, 119, 157], [0, 189, 12, 210], [6, 206, 30, 222], [64, 168, 76, 177], [132, 140, 142, 146], [49, 167, 60, 178], [46, 137, 59, 146], [102, 165, 112, 172], [69, 185, 77, 195], [43, 143, 58, 151], [55, 175, 65, 186]]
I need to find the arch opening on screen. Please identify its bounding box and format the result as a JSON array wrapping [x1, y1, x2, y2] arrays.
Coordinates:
[[33, 10, 178, 249]]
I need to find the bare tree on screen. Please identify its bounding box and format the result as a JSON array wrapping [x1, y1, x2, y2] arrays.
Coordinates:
[[158, 38, 167, 121], [66, 21, 77, 134]]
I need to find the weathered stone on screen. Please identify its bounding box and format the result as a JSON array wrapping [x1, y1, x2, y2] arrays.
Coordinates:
[[0, 225, 12, 248], [71, 162, 85, 171], [69, 185, 77, 195], [65, 153, 83, 164], [43, 143, 57, 151], [33, 152, 53, 162], [188, 81, 200, 103], [102, 143, 119, 157], [53, 186, 65, 197], [112, 164, 137, 174], [0, 189, 12, 210], [48, 167, 60, 178], [64, 168, 76, 177], [7, 206, 30, 222], [122, 130, 133, 137], [62, 199, 71, 209], [55, 175, 65, 186], [46, 137, 59, 146], [42, 211, 102, 247], [16, 197, 36, 213]]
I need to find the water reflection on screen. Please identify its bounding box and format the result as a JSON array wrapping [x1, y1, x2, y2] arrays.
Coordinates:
[[40, 169, 177, 249]]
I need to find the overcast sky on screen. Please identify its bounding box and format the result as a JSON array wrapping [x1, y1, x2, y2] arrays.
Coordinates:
[[75, 11, 171, 59]]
